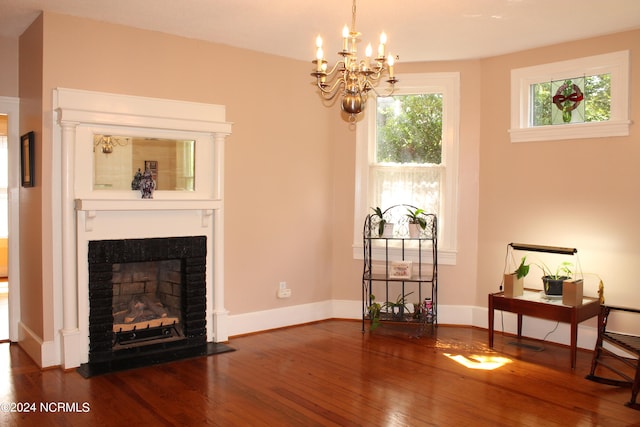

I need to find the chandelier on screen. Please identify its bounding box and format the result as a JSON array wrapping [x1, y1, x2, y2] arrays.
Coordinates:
[[311, 0, 398, 121], [94, 135, 129, 154]]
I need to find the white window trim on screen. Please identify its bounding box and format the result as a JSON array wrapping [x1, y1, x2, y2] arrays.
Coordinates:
[[353, 72, 460, 265], [510, 50, 631, 143]]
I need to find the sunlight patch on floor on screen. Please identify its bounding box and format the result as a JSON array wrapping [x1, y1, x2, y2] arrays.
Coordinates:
[[444, 353, 512, 370]]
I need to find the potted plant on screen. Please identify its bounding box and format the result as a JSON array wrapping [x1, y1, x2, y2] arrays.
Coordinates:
[[368, 292, 414, 329], [368, 294, 382, 330], [405, 208, 427, 238], [383, 291, 414, 320], [535, 260, 573, 296], [371, 207, 394, 237], [503, 256, 529, 298]]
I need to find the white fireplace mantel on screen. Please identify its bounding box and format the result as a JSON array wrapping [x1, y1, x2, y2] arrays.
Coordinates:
[[51, 88, 232, 369]]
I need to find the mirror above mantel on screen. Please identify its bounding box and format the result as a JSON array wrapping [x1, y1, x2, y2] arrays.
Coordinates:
[[93, 134, 195, 191]]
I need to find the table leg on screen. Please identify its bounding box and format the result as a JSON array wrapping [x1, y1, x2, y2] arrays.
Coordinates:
[[488, 294, 494, 348], [517, 314, 523, 337], [570, 315, 578, 370]]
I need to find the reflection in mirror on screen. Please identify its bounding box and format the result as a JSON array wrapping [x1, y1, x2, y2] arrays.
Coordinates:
[[93, 135, 195, 191]]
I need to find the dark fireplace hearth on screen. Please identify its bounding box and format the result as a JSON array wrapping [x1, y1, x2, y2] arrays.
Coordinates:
[[78, 236, 233, 377]]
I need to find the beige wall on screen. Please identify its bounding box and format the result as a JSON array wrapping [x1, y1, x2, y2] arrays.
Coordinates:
[[18, 14, 47, 341], [0, 36, 19, 97], [477, 29, 640, 312]]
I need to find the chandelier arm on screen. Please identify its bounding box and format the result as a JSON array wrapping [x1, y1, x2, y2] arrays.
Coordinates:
[[363, 69, 384, 82], [324, 60, 346, 79], [317, 79, 346, 100], [366, 81, 397, 98]]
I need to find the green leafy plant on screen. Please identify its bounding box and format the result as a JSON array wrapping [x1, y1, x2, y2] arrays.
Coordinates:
[[383, 291, 414, 312], [368, 292, 415, 330], [514, 256, 530, 279], [535, 260, 573, 279], [382, 291, 415, 321], [368, 295, 382, 330], [531, 260, 574, 296], [405, 208, 427, 230], [370, 207, 387, 237]]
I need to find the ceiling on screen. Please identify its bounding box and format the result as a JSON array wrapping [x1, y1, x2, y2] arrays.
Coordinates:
[[1, 0, 639, 62]]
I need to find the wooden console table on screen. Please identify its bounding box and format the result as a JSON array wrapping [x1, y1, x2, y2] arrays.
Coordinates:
[[488, 289, 600, 369]]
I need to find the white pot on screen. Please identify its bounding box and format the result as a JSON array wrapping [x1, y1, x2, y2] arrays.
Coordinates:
[[408, 223, 421, 238], [382, 223, 394, 238]]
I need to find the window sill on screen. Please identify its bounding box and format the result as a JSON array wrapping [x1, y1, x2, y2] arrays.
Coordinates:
[[510, 120, 631, 143]]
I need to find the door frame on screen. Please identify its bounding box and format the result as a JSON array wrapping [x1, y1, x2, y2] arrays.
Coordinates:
[[1, 96, 20, 342]]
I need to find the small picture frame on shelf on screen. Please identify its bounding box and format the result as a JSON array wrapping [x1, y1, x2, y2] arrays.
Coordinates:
[[389, 261, 413, 279], [145, 160, 158, 181]]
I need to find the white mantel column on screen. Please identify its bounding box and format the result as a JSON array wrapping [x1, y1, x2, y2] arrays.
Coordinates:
[[59, 120, 82, 369], [211, 132, 229, 342]]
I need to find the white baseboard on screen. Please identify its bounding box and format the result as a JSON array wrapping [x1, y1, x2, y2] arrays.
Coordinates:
[[228, 300, 335, 337], [18, 322, 59, 368], [227, 300, 600, 351]]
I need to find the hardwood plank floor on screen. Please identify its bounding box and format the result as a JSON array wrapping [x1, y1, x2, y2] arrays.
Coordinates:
[[0, 320, 638, 426]]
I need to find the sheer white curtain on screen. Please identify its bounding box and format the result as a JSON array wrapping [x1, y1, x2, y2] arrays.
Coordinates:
[[369, 164, 442, 216], [0, 135, 7, 237]]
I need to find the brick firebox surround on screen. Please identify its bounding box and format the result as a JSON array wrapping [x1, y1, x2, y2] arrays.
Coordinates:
[[80, 236, 210, 376]]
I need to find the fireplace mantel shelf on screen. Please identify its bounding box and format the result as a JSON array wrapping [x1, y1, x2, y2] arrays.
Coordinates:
[[75, 199, 220, 232], [75, 199, 222, 212]]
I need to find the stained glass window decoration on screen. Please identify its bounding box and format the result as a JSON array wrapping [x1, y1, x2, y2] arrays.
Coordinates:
[[511, 51, 628, 142], [551, 77, 585, 125]]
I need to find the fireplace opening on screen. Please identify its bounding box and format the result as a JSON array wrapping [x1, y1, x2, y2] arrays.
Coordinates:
[[112, 260, 184, 349], [78, 235, 233, 377]]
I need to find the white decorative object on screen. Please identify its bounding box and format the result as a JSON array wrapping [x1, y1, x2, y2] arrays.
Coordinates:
[[390, 261, 412, 279]]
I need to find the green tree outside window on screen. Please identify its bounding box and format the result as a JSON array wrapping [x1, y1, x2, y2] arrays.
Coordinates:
[[376, 94, 443, 165]]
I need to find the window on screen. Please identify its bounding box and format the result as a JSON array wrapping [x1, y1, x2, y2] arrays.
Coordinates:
[[354, 73, 460, 264], [372, 94, 443, 218], [510, 51, 630, 142], [531, 74, 611, 126]]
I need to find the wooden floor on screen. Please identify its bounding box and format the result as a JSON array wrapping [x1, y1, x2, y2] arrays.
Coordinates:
[[0, 320, 638, 426]]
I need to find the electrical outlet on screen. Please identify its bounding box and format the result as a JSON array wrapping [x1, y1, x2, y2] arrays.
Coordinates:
[[279, 281, 287, 290], [277, 288, 291, 298]]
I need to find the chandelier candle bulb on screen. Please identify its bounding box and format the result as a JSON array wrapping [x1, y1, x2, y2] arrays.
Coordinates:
[[378, 32, 386, 57], [342, 26, 350, 51], [365, 44, 372, 69], [387, 54, 395, 78], [316, 47, 324, 71]]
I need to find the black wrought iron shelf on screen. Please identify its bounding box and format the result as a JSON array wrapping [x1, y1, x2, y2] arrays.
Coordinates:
[[363, 273, 435, 282], [361, 204, 438, 332]]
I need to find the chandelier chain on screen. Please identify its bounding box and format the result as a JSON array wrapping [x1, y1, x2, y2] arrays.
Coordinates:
[[351, 0, 357, 33]]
